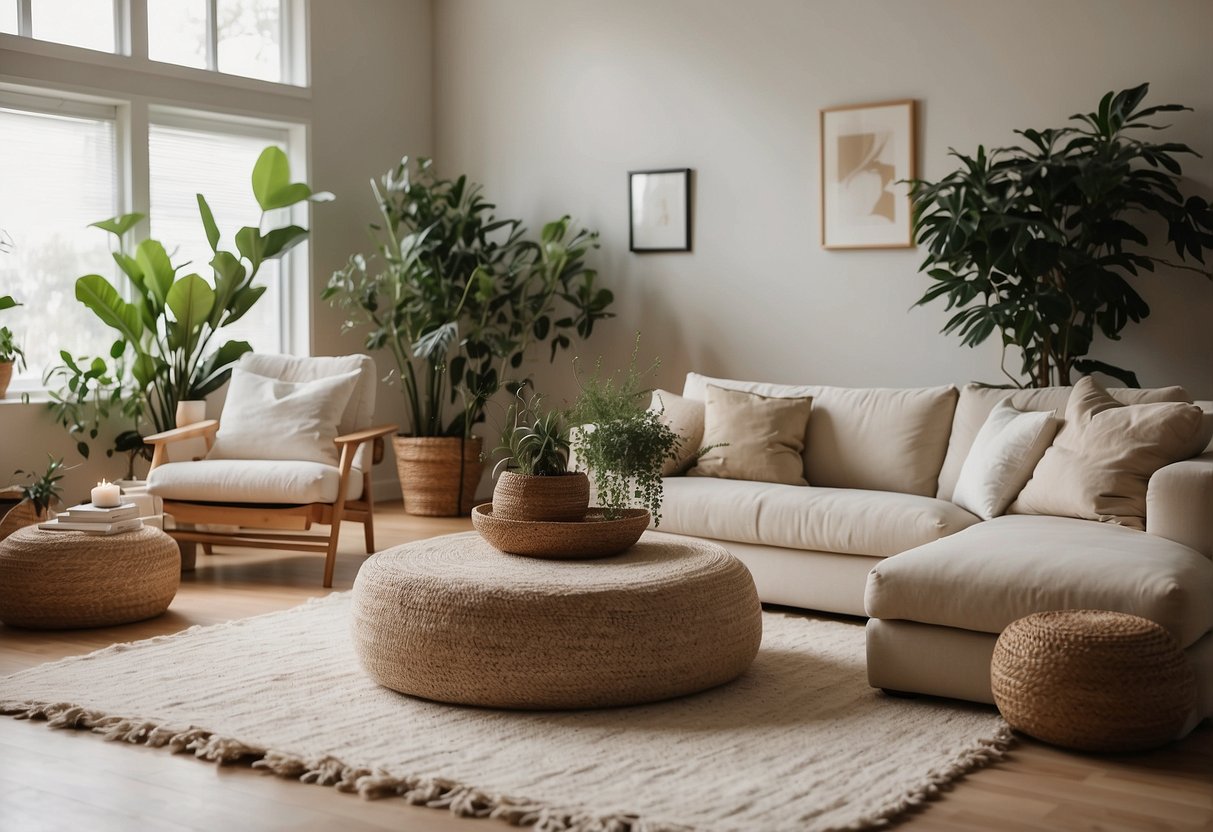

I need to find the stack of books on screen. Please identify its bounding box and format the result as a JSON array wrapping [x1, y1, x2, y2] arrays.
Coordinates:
[[39, 502, 144, 535]]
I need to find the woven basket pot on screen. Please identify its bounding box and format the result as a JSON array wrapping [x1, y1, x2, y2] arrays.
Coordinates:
[[393, 435, 484, 517], [0, 361, 12, 399], [0, 499, 45, 541], [492, 470, 590, 522], [991, 609, 1197, 753]]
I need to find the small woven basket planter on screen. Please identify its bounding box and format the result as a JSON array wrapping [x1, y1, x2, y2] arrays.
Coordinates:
[[0, 499, 45, 541], [491, 471, 589, 522], [991, 610, 1197, 753]]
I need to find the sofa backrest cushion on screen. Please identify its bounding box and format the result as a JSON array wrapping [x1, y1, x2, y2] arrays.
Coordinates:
[[936, 383, 1192, 501], [682, 373, 958, 496]]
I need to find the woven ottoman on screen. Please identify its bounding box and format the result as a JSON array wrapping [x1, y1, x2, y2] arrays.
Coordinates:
[[0, 525, 180, 629], [991, 610, 1197, 752], [352, 531, 762, 709]]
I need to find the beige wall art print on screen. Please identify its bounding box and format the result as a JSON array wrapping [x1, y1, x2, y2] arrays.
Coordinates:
[[820, 100, 916, 249], [629, 168, 692, 252]]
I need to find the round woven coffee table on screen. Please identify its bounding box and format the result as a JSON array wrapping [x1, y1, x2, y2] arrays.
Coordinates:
[[991, 609, 1197, 752], [0, 525, 180, 629], [352, 531, 762, 709]]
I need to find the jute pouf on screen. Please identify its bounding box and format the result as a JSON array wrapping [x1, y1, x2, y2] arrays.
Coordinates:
[[0, 525, 180, 629], [991, 610, 1197, 753], [352, 531, 763, 709]]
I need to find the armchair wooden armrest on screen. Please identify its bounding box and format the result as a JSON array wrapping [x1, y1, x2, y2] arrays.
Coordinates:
[[335, 424, 398, 467], [144, 420, 220, 445]]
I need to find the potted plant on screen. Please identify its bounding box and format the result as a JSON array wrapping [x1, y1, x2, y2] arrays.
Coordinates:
[[909, 83, 1213, 388], [45, 147, 331, 466], [568, 342, 680, 525], [0, 294, 24, 399], [0, 455, 67, 539], [490, 385, 589, 522], [324, 157, 614, 516]]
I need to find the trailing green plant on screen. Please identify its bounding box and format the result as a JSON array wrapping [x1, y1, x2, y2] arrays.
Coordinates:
[[0, 294, 24, 369], [492, 384, 571, 477], [45, 147, 331, 460], [568, 339, 679, 523], [14, 455, 68, 515], [323, 156, 614, 438], [910, 82, 1213, 388]]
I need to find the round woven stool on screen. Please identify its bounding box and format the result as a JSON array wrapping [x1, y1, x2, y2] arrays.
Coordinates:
[[352, 531, 762, 709], [0, 525, 180, 629], [991, 610, 1196, 753]]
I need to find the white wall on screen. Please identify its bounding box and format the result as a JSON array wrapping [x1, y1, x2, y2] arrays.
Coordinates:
[[433, 0, 1213, 411], [0, 0, 431, 504]]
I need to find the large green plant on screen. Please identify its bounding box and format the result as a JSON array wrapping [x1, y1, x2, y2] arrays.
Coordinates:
[[47, 147, 331, 459], [323, 157, 614, 438], [910, 83, 1213, 388]]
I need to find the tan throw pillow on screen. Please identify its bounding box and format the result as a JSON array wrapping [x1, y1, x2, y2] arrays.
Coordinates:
[[688, 385, 812, 485], [1012, 377, 1210, 530], [649, 389, 705, 476]]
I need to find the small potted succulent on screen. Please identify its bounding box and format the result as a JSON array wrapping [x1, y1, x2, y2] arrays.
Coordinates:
[[0, 294, 24, 399], [491, 385, 589, 522], [568, 342, 680, 525], [0, 455, 67, 539]]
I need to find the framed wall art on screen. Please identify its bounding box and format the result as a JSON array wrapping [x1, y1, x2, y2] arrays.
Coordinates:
[[629, 168, 692, 252], [820, 99, 916, 249]]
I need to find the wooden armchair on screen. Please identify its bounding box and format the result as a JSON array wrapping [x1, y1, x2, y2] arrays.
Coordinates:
[[145, 354, 397, 587]]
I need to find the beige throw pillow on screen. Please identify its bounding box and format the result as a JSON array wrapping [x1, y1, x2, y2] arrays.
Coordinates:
[[688, 385, 812, 485], [1011, 377, 1210, 530], [649, 389, 705, 476]]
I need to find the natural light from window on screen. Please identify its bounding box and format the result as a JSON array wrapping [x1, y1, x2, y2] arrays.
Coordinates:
[[29, 0, 115, 53], [148, 122, 290, 355], [218, 0, 282, 83], [0, 105, 118, 384], [147, 0, 208, 70], [0, 3, 17, 34]]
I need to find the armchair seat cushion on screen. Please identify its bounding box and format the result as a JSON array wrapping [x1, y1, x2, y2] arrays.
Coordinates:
[[147, 459, 364, 504]]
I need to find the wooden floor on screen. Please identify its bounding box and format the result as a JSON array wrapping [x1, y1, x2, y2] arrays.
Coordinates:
[[0, 504, 1209, 832]]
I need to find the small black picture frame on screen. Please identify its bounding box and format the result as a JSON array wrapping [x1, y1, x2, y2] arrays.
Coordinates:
[[628, 168, 692, 252]]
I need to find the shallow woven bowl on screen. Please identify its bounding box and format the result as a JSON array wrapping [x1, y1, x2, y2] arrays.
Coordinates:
[[472, 504, 649, 559]]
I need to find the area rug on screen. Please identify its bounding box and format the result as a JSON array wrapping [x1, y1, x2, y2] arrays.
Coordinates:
[[0, 594, 1012, 831]]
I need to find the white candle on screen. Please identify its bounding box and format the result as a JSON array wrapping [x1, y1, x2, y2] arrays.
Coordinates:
[[91, 479, 122, 508]]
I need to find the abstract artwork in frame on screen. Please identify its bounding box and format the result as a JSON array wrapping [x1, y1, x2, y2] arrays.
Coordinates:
[[820, 99, 916, 249], [629, 168, 692, 252]]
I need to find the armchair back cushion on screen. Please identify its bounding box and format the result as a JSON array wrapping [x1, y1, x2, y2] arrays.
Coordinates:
[[682, 373, 957, 497], [238, 353, 378, 469]]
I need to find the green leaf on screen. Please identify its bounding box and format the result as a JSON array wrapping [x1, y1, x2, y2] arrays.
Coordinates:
[[134, 239, 175, 306], [261, 183, 312, 210], [131, 353, 160, 389], [235, 226, 265, 274], [221, 285, 266, 326], [260, 225, 308, 259], [166, 274, 215, 332], [251, 146, 291, 211], [197, 194, 221, 252], [75, 275, 144, 343], [89, 213, 145, 238]]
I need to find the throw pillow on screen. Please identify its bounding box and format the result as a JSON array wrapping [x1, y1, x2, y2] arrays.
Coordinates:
[[952, 399, 1059, 520], [1011, 376, 1211, 530], [688, 385, 812, 485], [207, 367, 362, 467], [650, 389, 705, 476]]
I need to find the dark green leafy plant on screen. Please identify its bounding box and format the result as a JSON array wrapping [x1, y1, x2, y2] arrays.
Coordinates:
[[323, 156, 614, 438], [492, 385, 571, 477], [910, 83, 1213, 387], [568, 340, 679, 523], [45, 147, 331, 460], [0, 294, 24, 369], [15, 455, 68, 515]]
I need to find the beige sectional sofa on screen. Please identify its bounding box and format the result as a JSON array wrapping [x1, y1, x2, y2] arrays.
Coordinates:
[[654, 372, 1213, 737]]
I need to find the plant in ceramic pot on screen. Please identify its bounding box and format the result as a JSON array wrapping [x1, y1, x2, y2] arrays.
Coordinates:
[[324, 156, 614, 516], [0, 455, 67, 539], [568, 343, 679, 525], [0, 294, 24, 399], [490, 385, 588, 522], [45, 147, 330, 468], [910, 83, 1213, 388]]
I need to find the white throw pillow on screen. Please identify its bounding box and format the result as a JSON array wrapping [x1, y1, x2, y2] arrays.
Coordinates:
[[207, 367, 361, 466], [952, 399, 1059, 520]]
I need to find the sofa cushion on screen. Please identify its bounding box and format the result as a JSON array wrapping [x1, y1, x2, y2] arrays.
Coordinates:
[[660, 476, 979, 558], [1011, 378, 1211, 531], [148, 459, 364, 504], [936, 383, 1192, 501], [864, 514, 1213, 648], [682, 373, 957, 496], [689, 385, 812, 485], [650, 389, 704, 476], [952, 399, 1058, 520]]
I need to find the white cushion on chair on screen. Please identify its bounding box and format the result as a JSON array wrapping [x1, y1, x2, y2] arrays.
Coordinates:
[[148, 459, 364, 504]]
